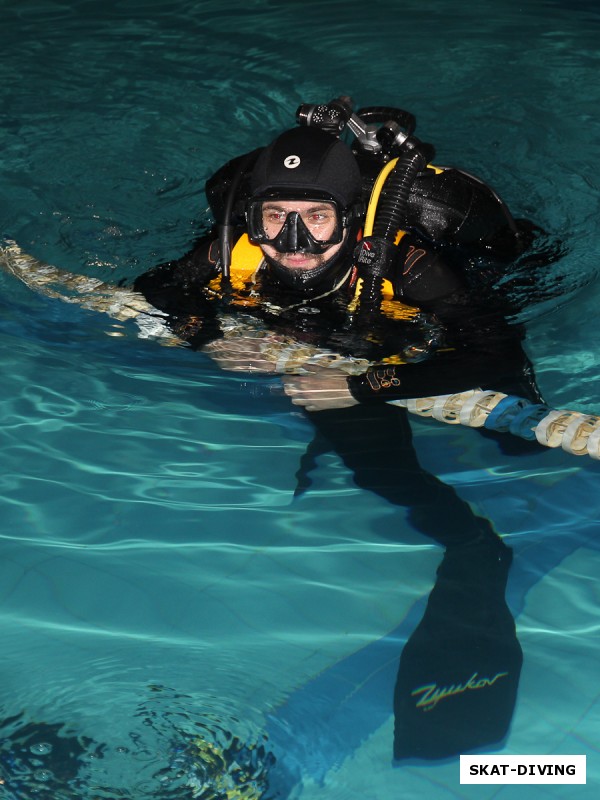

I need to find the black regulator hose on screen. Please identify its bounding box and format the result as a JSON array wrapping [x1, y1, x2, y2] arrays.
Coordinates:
[[355, 144, 430, 317], [219, 148, 262, 282], [372, 148, 427, 241]]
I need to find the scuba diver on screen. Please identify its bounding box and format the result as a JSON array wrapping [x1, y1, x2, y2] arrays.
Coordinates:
[[130, 97, 544, 763], [133, 96, 550, 408], [0, 96, 561, 770]]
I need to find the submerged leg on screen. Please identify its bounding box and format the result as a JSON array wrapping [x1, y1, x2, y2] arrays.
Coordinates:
[[305, 402, 521, 759], [304, 402, 491, 547]]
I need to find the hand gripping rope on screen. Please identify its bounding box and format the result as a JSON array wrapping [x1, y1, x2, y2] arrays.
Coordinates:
[[389, 390, 600, 459]]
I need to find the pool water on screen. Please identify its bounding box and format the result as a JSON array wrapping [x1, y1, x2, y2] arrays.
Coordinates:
[[1, 0, 600, 797]]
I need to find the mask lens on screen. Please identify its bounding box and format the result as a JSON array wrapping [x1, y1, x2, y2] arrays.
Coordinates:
[[248, 197, 343, 245], [260, 200, 339, 243]]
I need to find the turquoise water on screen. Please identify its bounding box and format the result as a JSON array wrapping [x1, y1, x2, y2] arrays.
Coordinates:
[[1, 0, 600, 797]]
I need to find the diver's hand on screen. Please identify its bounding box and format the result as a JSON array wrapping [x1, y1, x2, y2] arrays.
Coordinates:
[[202, 335, 279, 373], [282, 365, 359, 411]]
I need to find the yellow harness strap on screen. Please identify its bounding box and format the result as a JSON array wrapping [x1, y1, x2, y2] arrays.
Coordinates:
[[208, 233, 264, 293], [229, 234, 264, 285]]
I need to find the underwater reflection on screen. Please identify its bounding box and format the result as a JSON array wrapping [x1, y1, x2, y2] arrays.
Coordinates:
[[0, 688, 275, 799]]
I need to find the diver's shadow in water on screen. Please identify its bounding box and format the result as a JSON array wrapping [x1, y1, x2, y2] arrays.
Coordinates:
[[302, 402, 522, 761]]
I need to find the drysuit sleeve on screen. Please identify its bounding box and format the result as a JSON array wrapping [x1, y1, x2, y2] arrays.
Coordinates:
[[346, 328, 542, 405], [349, 234, 544, 403], [132, 231, 236, 349], [408, 167, 526, 261], [390, 235, 465, 309], [133, 232, 220, 316]]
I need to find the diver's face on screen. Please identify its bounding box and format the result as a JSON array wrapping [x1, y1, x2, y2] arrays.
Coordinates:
[[258, 199, 346, 271]]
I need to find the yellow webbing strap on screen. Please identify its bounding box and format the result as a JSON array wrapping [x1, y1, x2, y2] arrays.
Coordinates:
[[208, 233, 264, 293], [229, 234, 264, 284]]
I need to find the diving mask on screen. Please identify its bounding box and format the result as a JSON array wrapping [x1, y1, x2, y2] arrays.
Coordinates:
[[246, 194, 347, 254]]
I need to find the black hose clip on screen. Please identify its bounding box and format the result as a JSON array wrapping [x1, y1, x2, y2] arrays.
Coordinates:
[[355, 237, 397, 277], [353, 236, 397, 317]]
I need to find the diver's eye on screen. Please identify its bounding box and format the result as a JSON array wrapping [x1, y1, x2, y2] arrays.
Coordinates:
[[261, 207, 289, 237], [302, 207, 337, 238], [264, 210, 286, 223], [307, 212, 329, 224]]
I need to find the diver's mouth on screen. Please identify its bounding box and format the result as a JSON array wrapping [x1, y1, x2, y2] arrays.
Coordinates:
[[278, 252, 320, 269]]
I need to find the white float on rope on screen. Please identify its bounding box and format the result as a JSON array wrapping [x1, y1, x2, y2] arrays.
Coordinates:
[[389, 389, 600, 459]]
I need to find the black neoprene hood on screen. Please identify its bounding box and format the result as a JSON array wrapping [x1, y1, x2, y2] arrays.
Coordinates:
[[249, 127, 362, 210]]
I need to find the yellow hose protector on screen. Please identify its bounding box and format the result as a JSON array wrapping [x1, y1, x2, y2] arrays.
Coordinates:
[[353, 157, 428, 316], [364, 157, 399, 236]]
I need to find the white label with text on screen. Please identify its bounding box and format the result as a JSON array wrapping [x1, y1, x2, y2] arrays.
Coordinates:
[[460, 755, 586, 784]]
